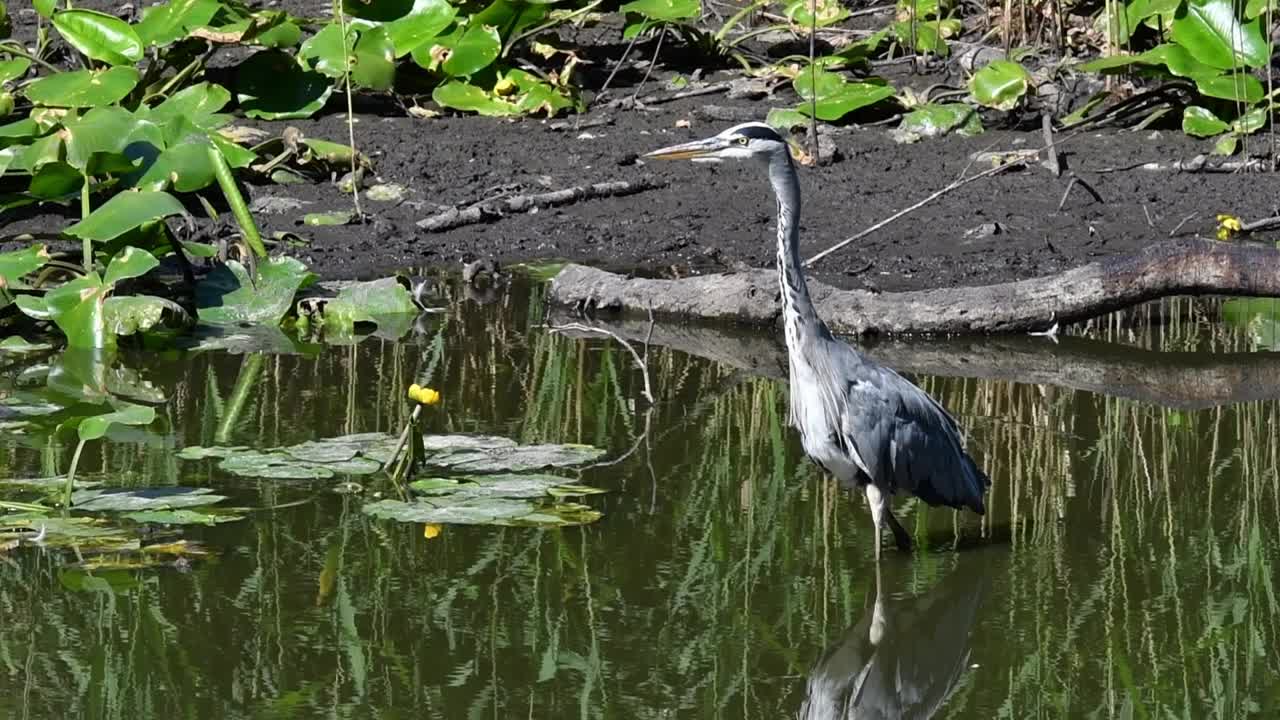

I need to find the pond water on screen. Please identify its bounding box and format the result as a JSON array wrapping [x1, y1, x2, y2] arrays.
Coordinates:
[[2, 279, 1279, 719]]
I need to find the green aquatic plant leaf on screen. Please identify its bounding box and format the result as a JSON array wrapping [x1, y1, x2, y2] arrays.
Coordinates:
[[1171, 0, 1268, 69], [320, 277, 418, 335], [1194, 72, 1264, 103], [1182, 105, 1230, 136], [76, 401, 156, 441], [299, 22, 355, 79], [23, 66, 140, 107], [352, 26, 396, 90], [970, 60, 1031, 110], [70, 486, 224, 511], [63, 106, 137, 170], [134, 0, 221, 46], [0, 337, 54, 354], [442, 23, 501, 77], [892, 103, 983, 142], [432, 81, 519, 116], [65, 191, 186, 242], [621, 0, 699, 22], [386, 0, 456, 56], [52, 9, 145, 66], [123, 509, 245, 525], [363, 496, 603, 527], [235, 50, 333, 120], [196, 257, 316, 327], [0, 245, 50, 291], [0, 57, 30, 84]]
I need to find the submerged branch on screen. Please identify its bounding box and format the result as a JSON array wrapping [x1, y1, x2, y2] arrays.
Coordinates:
[[549, 238, 1280, 335], [549, 315, 1280, 410]]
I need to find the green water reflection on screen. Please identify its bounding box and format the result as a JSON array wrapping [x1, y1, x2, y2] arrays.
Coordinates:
[[2, 284, 1279, 719]]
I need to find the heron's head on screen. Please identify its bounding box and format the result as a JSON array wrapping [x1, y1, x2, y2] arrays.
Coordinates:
[[645, 122, 789, 165]]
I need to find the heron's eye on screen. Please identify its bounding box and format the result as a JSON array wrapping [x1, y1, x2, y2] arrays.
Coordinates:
[[736, 137, 749, 145]]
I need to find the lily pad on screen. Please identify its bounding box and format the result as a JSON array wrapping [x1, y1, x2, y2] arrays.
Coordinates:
[[320, 277, 418, 335], [196, 256, 317, 326], [70, 486, 226, 512], [363, 496, 603, 527], [411, 473, 606, 500], [123, 509, 245, 525], [427, 441, 607, 473], [235, 50, 333, 120]]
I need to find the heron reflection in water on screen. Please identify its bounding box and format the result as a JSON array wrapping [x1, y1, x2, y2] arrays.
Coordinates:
[[799, 558, 988, 719]]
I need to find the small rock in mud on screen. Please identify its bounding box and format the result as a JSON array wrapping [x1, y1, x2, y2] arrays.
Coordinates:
[[964, 222, 1005, 239], [250, 195, 308, 215]]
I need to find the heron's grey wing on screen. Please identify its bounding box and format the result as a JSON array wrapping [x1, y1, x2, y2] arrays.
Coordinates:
[[834, 349, 989, 513]]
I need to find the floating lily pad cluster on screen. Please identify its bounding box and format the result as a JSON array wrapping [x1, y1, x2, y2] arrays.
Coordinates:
[[176, 431, 609, 527]]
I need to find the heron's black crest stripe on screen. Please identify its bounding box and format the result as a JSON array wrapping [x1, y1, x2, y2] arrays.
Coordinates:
[[736, 125, 783, 142]]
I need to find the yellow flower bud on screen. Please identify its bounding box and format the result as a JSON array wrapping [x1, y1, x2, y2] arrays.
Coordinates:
[[423, 524, 442, 539], [408, 383, 422, 401], [494, 76, 517, 97]]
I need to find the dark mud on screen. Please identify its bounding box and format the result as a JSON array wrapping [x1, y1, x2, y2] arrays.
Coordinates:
[[7, 2, 1278, 293]]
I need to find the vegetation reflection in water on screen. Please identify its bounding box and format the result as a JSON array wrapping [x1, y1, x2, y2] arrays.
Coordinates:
[[1, 281, 1278, 719]]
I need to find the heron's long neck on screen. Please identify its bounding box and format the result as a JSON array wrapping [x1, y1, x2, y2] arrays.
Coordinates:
[[770, 153, 821, 348]]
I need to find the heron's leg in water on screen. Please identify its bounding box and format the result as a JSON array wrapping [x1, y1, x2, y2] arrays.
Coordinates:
[[864, 484, 887, 560], [885, 510, 913, 551]]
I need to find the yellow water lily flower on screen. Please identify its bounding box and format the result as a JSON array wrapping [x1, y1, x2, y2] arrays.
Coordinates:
[[423, 524, 442, 539], [1217, 213, 1242, 241], [407, 384, 441, 405]]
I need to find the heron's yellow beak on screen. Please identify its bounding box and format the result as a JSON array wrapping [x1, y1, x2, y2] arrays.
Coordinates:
[[644, 137, 725, 161]]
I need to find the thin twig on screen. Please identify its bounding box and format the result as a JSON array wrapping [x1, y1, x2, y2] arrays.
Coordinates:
[[804, 160, 1024, 267], [593, 31, 642, 106], [630, 26, 666, 102], [1041, 114, 1061, 177], [1168, 212, 1198, 237], [549, 315, 656, 405]]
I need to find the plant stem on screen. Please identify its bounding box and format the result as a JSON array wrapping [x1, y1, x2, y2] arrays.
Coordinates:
[[0, 41, 62, 74], [215, 353, 266, 443], [208, 142, 267, 258], [334, 0, 363, 217], [63, 438, 87, 507], [80, 174, 92, 271]]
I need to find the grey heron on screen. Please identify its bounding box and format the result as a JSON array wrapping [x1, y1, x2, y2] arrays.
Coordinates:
[[646, 122, 990, 557], [799, 559, 988, 718]]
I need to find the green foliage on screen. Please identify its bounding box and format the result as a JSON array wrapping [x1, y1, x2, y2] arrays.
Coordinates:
[[970, 60, 1031, 111]]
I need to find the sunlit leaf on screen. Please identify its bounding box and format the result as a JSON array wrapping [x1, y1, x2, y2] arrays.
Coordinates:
[[1171, 0, 1268, 69], [1194, 72, 1264, 103], [970, 60, 1031, 110], [298, 22, 355, 79], [0, 245, 50, 291], [71, 485, 221, 510], [320, 277, 418, 335], [64, 106, 137, 170], [352, 26, 396, 90], [65, 191, 186, 242], [892, 103, 983, 142], [52, 9, 144, 66], [442, 23, 501, 77], [134, 0, 221, 46], [386, 0, 456, 56], [23, 67, 140, 107], [432, 81, 519, 116], [1182, 105, 1230, 136], [620, 0, 699, 22], [196, 256, 317, 326], [0, 58, 30, 84]]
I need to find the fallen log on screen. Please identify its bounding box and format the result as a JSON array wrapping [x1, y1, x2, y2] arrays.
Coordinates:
[[549, 315, 1280, 410], [548, 238, 1280, 335]]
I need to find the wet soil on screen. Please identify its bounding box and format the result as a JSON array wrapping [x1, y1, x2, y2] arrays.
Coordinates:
[[7, 2, 1279, 293]]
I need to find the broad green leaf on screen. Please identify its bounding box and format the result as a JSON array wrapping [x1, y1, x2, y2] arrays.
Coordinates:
[[42, 274, 109, 348], [0, 117, 38, 139], [386, 0, 456, 56], [1140, 43, 1217, 78], [1212, 133, 1239, 155], [1171, 0, 1268, 69], [72, 485, 216, 509], [52, 9, 145, 66], [1244, 0, 1278, 18], [1182, 105, 1230, 136], [0, 57, 30, 84], [799, 83, 896, 121], [1194, 72, 1264, 103], [253, 19, 302, 48], [620, 0, 699, 22], [505, 69, 576, 116], [299, 22, 354, 79], [1077, 53, 1149, 73], [65, 191, 186, 242], [794, 70, 848, 101], [1233, 106, 1267, 134], [135, 138, 219, 192], [196, 256, 316, 326], [442, 24, 501, 77], [321, 277, 418, 335], [235, 50, 333, 120], [134, 0, 221, 46], [76, 402, 157, 441], [64, 106, 137, 170], [123, 509, 244, 525], [0, 245, 49, 290], [970, 60, 1031, 110], [103, 246, 160, 286], [104, 295, 177, 335], [432, 81, 519, 116], [0, 336, 54, 353], [28, 162, 83, 199], [145, 82, 231, 129], [363, 497, 602, 527], [24, 67, 140, 107], [300, 138, 357, 163], [784, 0, 849, 27], [352, 26, 396, 90], [766, 107, 810, 130], [34, 0, 58, 19], [892, 20, 950, 56], [893, 103, 983, 141]]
